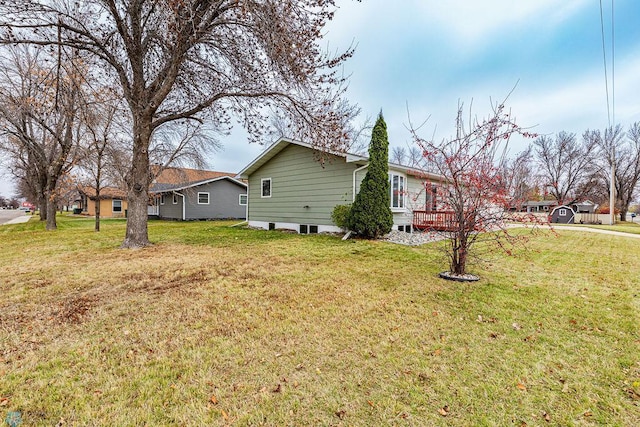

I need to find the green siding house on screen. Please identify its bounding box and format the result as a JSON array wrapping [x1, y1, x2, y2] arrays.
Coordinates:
[[238, 138, 445, 233]]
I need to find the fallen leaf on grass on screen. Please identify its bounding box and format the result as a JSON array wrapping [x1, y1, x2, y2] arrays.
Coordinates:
[[583, 410, 593, 418], [367, 400, 375, 407], [221, 409, 229, 420], [272, 383, 281, 393], [517, 383, 527, 391], [0, 397, 9, 406], [542, 411, 551, 422], [432, 348, 442, 356], [438, 405, 450, 416], [626, 388, 640, 400], [335, 410, 346, 419], [512, 323, 521, 330], [210, 395, 218, 404]]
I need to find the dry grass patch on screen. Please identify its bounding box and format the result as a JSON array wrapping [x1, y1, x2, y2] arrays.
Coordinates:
[[0, 218, 639, 425]]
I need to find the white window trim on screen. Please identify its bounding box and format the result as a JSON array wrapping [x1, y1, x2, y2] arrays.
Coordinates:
[[261, 178, 272, 198], [559, 208, 567, 217], [197, 192, 210, 205], [160, 195, 165, 205], [112, 199, 123, 212], [172, 194, 178, 204], [239, 194, 248, 206], [389, 173, 407, 211]]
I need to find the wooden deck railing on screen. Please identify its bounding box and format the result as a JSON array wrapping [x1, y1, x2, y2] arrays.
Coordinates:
[[412, 210, 458, 231]]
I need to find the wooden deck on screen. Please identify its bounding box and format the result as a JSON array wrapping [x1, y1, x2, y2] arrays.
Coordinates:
[[412, 210, 476, 232]]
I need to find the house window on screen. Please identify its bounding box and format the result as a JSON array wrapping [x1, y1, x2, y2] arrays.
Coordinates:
[[390, 173, 405, 209], [112, 199, 122, 212], [427, 184, 438, 212], [239, 194, 248, 206], [559, 208, 567, 217], [172, 194, 178, 204], [261, 178, 272, 198], [198, 192, 210, 205], [160, 195, 165, 205]]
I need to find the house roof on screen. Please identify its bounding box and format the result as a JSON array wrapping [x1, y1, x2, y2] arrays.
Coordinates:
[[237, 137, 445, 182], [78, 186, 127, 200], [151, 176, 247, 193], [152, 166, 237, 185], [149, 167, 246, 193], [523, 200, 557, 207]]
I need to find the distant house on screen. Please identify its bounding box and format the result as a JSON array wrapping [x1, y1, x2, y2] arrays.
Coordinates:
[[569, 199, 598, 213], [519, 200, 557, 213], [78, 186, 128, 218], [149, 167, 247, 220], [237, 138, 446, 233], [550, 205, 576, 224]]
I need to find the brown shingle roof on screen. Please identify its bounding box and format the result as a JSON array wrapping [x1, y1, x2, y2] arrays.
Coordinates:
[[78, 186, 127, 200], [152, 167, 237, 185]]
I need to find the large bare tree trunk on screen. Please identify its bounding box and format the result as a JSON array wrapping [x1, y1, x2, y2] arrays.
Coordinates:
[[44, 190, 57, 230], [122, 119, 151, 248], [38, 193, 47, 222]]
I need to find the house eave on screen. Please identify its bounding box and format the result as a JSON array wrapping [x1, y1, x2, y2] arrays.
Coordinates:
[[150, 176, 247, 194]]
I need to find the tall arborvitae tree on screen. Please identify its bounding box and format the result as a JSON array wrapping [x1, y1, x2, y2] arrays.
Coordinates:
[[348, 112, 393, 238]]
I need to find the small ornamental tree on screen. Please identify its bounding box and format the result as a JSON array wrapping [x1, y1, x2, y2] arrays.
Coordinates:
[[348, 112, 393, 238], [410, 101, 539, 279]]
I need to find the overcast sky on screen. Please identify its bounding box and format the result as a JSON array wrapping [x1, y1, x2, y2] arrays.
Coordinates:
[[215, 0, 640, 174], [1, 0, 639, 198]]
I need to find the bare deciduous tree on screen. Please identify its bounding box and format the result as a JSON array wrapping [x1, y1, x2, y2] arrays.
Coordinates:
[[78, 89, 129, 231], [410, 101, 538, 278], [500, 147, 535, 208], [0, 45, 84, 230], [532, 132, 597, 204], [585, 123, 640, 221], [1, 0, 356, 247]]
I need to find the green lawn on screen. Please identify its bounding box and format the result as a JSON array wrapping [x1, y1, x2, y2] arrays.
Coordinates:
[[555, 221, 640, 235], [1, 216, 639, 426]]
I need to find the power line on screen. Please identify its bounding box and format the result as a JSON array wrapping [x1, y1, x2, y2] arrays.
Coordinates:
[[611, 0, 615, 126], [599, 0, 611, 128]]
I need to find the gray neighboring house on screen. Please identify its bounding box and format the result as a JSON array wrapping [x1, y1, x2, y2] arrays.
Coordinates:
[[150, 174, 247, 221], [238, 138, 445, 233]]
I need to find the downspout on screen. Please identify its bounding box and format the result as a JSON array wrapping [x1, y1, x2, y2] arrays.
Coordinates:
[[174, 191, 185, 220], [352, 163, 369, 202], [245, 182, 249, 222]]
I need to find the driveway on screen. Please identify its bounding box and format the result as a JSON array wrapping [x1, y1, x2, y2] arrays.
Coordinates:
[[0, 209, 31, 225]]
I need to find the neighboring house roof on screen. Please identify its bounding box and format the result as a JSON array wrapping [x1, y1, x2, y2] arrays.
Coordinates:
[[150, 167, 246, 193], [153, 166, 236, 185], [151, 176, 247, 193], [522, 200, 557, 207], [78, 186, 127, 200], [238, 137, 445, 181]]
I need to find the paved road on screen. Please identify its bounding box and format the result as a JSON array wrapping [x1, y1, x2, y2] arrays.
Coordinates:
[[0, 209, 30, 225]]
